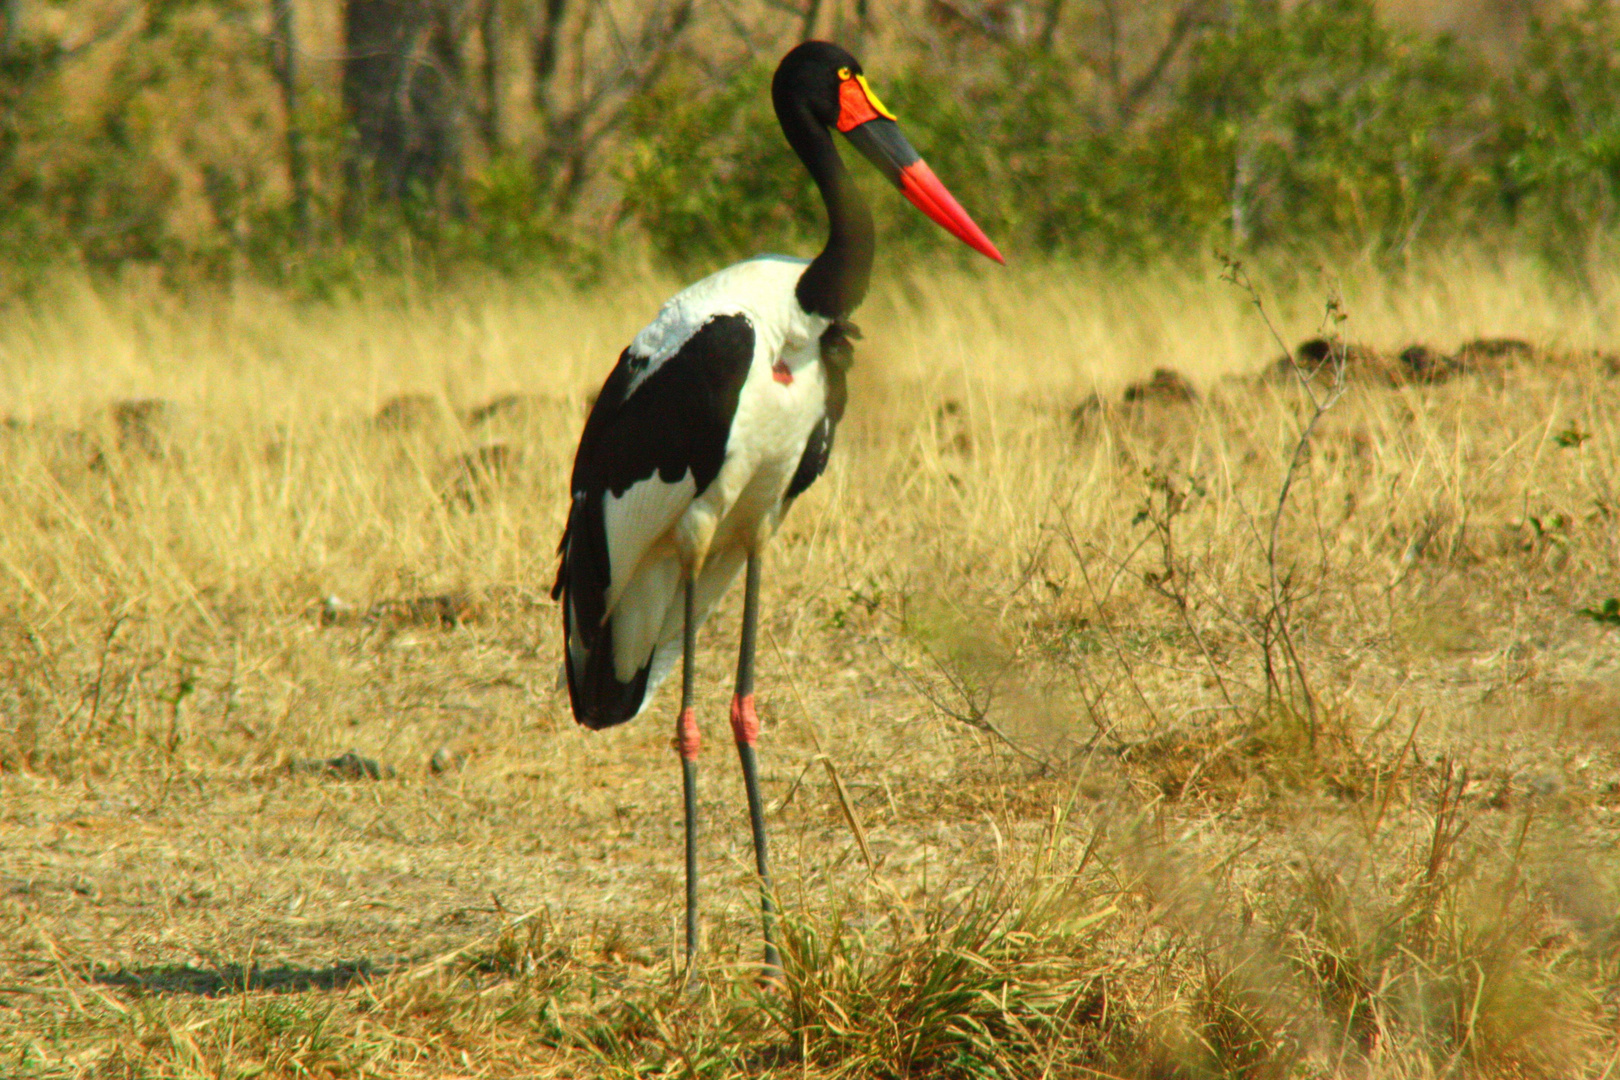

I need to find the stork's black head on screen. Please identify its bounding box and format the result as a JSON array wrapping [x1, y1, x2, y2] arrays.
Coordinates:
[[771, 41, 863, 131], [772, 41, 1003, 264]]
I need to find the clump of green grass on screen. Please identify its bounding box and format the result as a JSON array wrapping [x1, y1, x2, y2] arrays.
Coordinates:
[[765, 864, 1128, 1078]]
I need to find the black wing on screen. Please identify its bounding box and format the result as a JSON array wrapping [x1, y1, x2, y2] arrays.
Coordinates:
[[785, 318, 856, 501], [553, 313, 755, 729]]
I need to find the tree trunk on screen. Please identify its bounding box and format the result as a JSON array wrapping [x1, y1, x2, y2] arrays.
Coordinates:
[[530, 0, 568, 123], [2, 0, 20, 53], [270, 0, 310, 237], [342, 0, 466, 223], [480, 0, 501, 150]]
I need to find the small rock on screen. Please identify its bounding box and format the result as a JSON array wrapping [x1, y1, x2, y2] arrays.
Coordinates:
[[430, 747, 468, 775], [290, 750, 395, 781], [319, 595, 360, 627]]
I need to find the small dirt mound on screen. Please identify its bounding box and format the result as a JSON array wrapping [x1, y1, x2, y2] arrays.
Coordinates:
[[373, 394, 452, 432], [110, 398, 183, 459], [1068, 369, 1199, 440], [934, 398, 972, 456], [1395, 344, 1458, 384], [1123, 367, 1198, 405], [1457, 336, 1534, 361], [1452, 337, 1535, 376], [443, 443, 523, 509], [1270, 337, 1388, 385], [1066, 394, 1105, 436], [465, 394, 556, 427], [1274, 335, 1553, 388]]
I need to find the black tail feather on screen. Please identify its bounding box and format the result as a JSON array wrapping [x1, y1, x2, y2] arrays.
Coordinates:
[[567, 616, 652, 730]]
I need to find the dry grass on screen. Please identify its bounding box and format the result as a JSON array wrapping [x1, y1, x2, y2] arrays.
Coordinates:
[[2, 249, 1619, 1078]]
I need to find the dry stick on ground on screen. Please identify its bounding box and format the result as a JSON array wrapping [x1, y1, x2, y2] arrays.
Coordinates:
[[1218, 255, 1348, 746], [767, 628, 875, 871]]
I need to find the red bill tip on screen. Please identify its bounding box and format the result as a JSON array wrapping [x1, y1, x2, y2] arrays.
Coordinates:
[[899, 160, 1005, 264]]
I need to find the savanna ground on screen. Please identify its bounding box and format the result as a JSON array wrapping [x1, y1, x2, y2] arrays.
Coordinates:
[[1, 251, 1619, 1078]]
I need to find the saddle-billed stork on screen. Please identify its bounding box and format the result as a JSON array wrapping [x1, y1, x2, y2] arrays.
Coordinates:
[[552, 41, 1001, 971]]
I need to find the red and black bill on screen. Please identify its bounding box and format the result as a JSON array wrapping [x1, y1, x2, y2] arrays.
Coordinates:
[[835, 72, 1005, 264]]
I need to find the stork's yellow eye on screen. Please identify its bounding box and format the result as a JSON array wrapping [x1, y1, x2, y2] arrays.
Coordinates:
[[837, 67, 852, 80]]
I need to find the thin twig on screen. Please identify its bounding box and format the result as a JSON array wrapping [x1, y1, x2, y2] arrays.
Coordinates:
[[1218, 254, 1348, 741]]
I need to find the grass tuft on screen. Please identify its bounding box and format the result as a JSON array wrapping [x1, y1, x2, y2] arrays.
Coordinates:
[[766, 868, 1124, 1078]]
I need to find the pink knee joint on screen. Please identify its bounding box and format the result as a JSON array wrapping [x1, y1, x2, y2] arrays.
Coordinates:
[[676, 707, 701, 761], [730, 693, 760, 747]]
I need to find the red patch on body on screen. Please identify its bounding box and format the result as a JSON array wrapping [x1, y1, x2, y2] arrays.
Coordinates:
[[772, 359, 794, 385]]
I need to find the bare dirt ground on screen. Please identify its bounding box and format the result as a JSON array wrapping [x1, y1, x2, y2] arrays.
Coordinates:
[[2, 254, 1618, 1077]]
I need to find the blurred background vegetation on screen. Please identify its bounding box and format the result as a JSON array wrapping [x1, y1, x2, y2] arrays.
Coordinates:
[[2, 0, 1619, 292]]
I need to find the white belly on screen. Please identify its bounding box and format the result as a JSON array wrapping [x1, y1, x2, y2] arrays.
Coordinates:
[[676, 331, 827, 568]]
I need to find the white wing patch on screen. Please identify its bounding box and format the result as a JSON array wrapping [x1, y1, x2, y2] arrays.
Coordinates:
[[603, 471, 697, 613], [602, 471, 696, 682], [581, 252, 834, 718], [614, 554, 682, 683]]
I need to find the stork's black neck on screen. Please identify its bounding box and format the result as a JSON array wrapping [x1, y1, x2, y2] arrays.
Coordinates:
[[776, 95, 874, 320]]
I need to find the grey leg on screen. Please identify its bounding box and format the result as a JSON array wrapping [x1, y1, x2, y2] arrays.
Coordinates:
[[730, 553, 780, 975], [676, 578, 700, 967]]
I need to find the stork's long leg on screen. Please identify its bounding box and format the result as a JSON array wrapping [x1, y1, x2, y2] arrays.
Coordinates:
[[677, 578, 701, 968], [731, 552, 781, 975]]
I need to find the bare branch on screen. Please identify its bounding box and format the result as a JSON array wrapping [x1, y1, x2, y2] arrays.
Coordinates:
[[799, 0, 822, 41], [1037, 0, 1064, 51], [1218, 252, 1348, 742], [1118, 0, 1215, 124], [479, 0, 502, 149]]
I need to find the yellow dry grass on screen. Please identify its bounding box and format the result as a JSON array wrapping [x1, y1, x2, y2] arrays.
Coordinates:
[[1, 250, 1618, 1078]]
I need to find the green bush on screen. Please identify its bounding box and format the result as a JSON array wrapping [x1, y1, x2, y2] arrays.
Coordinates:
[[621, 0, 1620, 271]]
